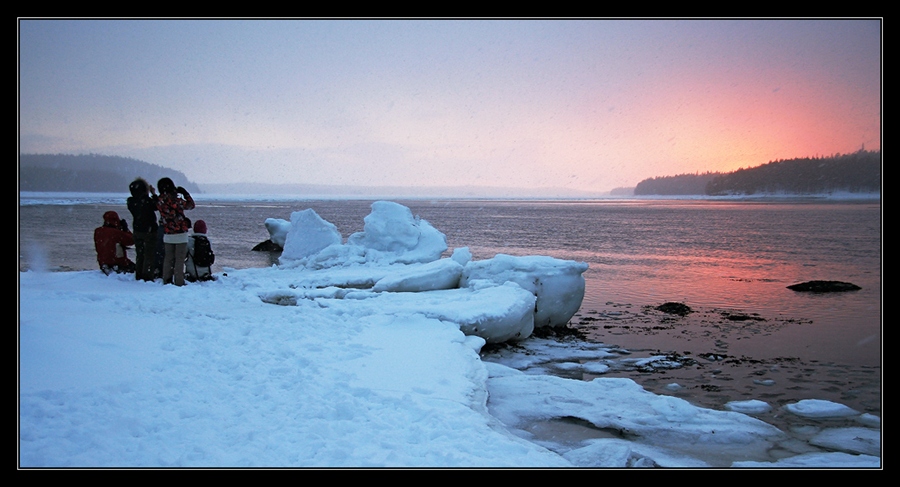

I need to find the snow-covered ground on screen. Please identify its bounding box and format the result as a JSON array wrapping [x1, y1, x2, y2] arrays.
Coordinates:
[[18, 201, 880, 468]]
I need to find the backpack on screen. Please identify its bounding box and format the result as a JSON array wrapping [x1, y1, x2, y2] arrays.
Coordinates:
[[190, 235, 215, 267]]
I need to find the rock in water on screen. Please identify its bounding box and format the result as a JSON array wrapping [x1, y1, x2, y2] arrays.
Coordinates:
[[252, 239, 283, 252], [264, 218, 292, 247], [787, 281, 861, 293], [656, 302, 692, 316]]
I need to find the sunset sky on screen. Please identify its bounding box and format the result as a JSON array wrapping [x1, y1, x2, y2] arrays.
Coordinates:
[[18, 19, 881, 193]]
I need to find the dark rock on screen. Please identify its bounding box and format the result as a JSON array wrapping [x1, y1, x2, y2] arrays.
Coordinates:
[[531, 325, 588, 340], [787, 280, 861, 293], [655, 302, 692, 316], [252, 239, 283, 252], [721, 312, 765, 321]]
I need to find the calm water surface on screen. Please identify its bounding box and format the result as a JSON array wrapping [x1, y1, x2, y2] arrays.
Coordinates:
[[19, 197, 881, 367]]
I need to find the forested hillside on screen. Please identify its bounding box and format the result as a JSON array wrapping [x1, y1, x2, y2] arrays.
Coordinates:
[[633, 172, 722, 195], [705, 150, 881, 195], [19, 154, 201, 194], [633, 150, 881, 196]]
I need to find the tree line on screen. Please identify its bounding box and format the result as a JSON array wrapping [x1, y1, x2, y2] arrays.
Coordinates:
[[634, 150, 881, 196], [633, 171, 723, 195]]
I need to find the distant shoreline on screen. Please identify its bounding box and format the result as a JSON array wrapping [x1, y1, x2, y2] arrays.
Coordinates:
[[19, 190, 881, 206]]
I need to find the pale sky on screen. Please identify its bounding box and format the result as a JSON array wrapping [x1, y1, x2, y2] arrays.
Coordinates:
[[18, 19, 882, 193]]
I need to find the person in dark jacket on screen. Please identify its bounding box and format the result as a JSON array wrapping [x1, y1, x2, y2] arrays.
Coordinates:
[[156, 177, 195, 286], [94, 210, 135, 275], [127, 178, 159, 281]]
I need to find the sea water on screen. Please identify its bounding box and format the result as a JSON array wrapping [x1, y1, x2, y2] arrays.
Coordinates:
[[19, 196, 881, 368]]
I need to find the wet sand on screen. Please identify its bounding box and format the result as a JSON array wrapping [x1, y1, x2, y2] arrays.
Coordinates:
[[570, 303, 882, 434], [483, 303, 881, 466]]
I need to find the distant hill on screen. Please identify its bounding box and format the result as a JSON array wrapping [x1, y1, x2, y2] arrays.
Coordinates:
[[633, 172, 722, 196], [634, 150, 881, 196], [19, 153, 201, 194], [608, 187, 635, 196], [705, 150, 881, 195]]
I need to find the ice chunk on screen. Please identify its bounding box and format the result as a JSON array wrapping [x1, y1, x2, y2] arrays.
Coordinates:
[[486, 364, 786, 465], [733, 452, 881, 468], [356, 282, 536, 344], [347, 201, 447, 264], [373, 259, 464, 293], [451, 247, 472, 266], [809, 427, 880, 456], [858, 413, 881, 427], [461, 254, 588, 328], [264, 218, 291, 248], [564, 438, 710, 468], [783, 399, 859, 418], [289, 281, 536, 344], [725, 400, 772, 414], [281, 209, 343, 261], [443, 283, 536, 343]]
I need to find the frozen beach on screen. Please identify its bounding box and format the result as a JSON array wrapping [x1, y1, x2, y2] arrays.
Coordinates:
[[19, 201, 880, 468]]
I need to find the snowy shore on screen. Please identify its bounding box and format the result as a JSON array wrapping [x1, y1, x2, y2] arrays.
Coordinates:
[[18, 201, 880, 468]]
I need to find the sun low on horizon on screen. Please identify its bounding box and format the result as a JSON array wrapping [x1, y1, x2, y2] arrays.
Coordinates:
[[18, 19, 881, 194]]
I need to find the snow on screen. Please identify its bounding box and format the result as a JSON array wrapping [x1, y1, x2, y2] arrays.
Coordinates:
[[19, 269, 560, 467], [18, 201, 881, 468]]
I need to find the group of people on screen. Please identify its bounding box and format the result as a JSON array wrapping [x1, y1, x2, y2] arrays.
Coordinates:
[[93, 177, 215, 285]]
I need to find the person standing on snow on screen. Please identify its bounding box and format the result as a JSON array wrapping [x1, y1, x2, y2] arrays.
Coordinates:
[[127, 178, 159, 281], [156, 177, 195, 286]]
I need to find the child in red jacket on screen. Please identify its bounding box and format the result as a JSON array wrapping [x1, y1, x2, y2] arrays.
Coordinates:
[[94, 211, 136, 275]]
